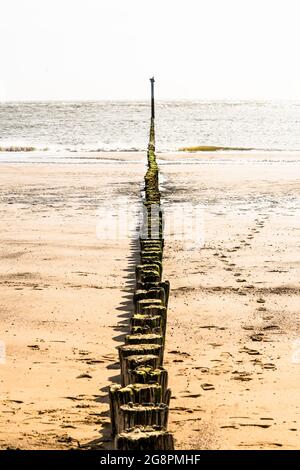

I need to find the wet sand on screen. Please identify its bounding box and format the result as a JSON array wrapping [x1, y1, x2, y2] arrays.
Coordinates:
[[0, 152, 299, 449]]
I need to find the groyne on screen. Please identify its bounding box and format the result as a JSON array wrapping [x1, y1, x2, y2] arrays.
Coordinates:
[[109, 80, 174, 450]]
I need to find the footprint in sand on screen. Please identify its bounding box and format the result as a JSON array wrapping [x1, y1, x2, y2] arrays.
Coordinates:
[[182, 393, 202, 398], [201, 383, 215, 391], [263, 325, 280, 331], [169, 350, 191, 357], [239, 423, 271, 429], [192, 366, 210, 373], [250, 333, 264, 342], [220, 425, 238, 429], [239, 346, 260, 355], [263, 363, 276, 370], [232, 371, 253, 381]]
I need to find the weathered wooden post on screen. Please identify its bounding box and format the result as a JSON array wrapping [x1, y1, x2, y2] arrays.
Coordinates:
[[116, 426, 174, 450], [150, 76, 155, 120]]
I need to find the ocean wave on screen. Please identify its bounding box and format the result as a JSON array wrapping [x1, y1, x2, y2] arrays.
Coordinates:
[[176, 145, 300, 153], [0, 145, 39, 152], [1, 143, 300, 154], [0, 143, 145, 153], [178, 145, 255, 152], [86, 147, 143, 153], [1, 101, 300, 154]]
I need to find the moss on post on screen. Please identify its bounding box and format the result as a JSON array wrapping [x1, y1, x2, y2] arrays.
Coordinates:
[[109, 383, 165, 436], [119, 343, 163, 379], [116, 426, 174, 450], [136, 298, 162, 314], [118, 403, 169, 433], [130, 314, 162, 332], [122, 354, 160, 386], [125, 333, 163, 345], [128, 366, 169, 397]]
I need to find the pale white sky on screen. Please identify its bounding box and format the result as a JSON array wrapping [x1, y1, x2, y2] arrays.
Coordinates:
[[1, 0, 300, 101]]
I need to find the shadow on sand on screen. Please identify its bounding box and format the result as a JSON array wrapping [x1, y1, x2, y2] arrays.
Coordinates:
[[82, 233, 139, 449]]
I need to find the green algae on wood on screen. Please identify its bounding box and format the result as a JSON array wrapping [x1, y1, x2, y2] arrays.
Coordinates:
[[118, 403, 169, 433], [122, 354, 161, 386], [109, 383, 165, 435], [116, 425, 174, 450], [125, 333, 163, 345]]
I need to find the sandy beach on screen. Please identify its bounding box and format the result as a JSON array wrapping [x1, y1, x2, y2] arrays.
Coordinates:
[[0, 151, 299, 449]]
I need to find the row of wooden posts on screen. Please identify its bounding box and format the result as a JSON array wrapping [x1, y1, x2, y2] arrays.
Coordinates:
[[109, 109, 175, 449]]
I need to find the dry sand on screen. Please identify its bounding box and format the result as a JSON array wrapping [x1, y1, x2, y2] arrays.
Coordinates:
[[0, 151, 299, 449]]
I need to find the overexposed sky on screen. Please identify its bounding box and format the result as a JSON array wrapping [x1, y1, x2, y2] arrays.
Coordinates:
[[1, 0, 300, 101]]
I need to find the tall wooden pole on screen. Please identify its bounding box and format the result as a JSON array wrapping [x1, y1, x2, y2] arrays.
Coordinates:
[[150, 77, 155, 119]]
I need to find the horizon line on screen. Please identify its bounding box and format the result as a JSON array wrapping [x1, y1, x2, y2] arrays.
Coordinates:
[[1, 98, 300, 104]]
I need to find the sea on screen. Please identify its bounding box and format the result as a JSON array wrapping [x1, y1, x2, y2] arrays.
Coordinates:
[[1, 101, 300, 161]]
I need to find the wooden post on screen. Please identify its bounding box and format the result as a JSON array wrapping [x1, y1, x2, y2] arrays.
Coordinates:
[[116, 426, 174, 450], [109, 383, 165, 436], [135, 281, 170, 307], [150, 77, 155, 120], [118, 403, 169, 434], [119, 343, 163, 379], [136, 298, 162, 314], [128, 366, 170, 400], [133, 286, 165, 308], [125, 333, 163, 345], [130, 314, 162, 332], [142, 305, 167, 343], [122, 354, 160, 386]]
